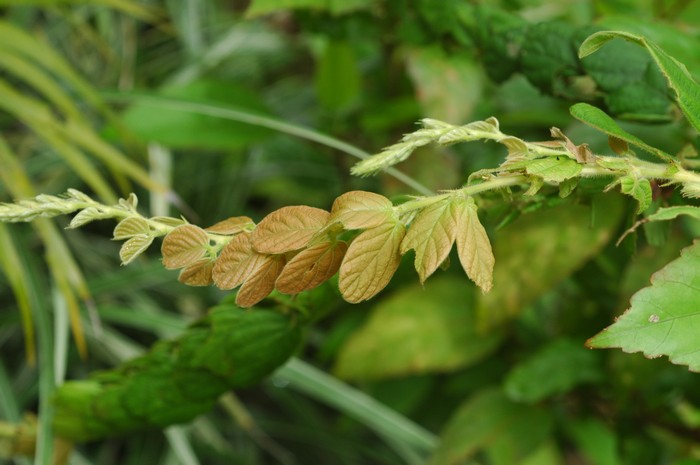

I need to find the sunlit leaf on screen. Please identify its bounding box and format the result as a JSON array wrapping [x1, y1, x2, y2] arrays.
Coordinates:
[[119, 235, 154, 265], [330, 191, 394, 229], [205, 216, 254, 235], [252, 205, 330, 254], [212, 233, 267, 290], [339, 220, 405, 303], [161, 224, 209, 270], [455, 197, 494, 293], [113, 217, 151, 240], [276, 241, 348, 294], [236, 255, 286, 308]]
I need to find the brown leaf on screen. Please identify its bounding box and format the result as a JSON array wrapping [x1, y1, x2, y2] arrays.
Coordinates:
[[401, 198, 459, 283], [276, 241, 348, 294], [178, 259, 214, 286], [236, 255, 286, 308], [206, 216, 254, 235], [251, 206, 330, 254], [339, 221, 405, 303], [113, 217, 150, 240], [161, 224, 209, 270], [212, 233, 267, 290], [330, 191, 394, 229], [455, 197, 494, 292]]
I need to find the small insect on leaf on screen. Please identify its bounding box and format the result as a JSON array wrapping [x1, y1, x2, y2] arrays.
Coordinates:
[[276, 241, 348, 294], [178, 259, 215, 286], [119, 235, 154, 265], [161, 224, 210, 270], [113, 217, 151, 240], [401, 198, 459, 284], [236, 255, 287, 308], [330, 191, 395, 229], [206, 216, 254, 235], [212, 233, 267, 290], [252, 206, 330, 254], [455, 197, 494, 292], [339, 221, 405, 303]]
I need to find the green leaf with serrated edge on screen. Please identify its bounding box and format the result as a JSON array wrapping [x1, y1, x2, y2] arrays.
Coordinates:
[[455, 197, 494, 293], [588, 241, 700, 371], [525, 157, 582, 183], [504, 339, 602, 403], [113, 217, 150, 240], [330, 190, 394, 230], [619, 175, 652, 213], [570, 103, 671, 161], [161, 224, 209, 270], [401, 198, 459, 283], [430, 389, 551, 465], [477, 195, 623, 329], [646, 206, 700, 223], [339, 220, 405, 303], [119, 235, 154, 265], [558, 177, 578, 198], [334, 276, 503, 380], [579, 31, 700, 134]]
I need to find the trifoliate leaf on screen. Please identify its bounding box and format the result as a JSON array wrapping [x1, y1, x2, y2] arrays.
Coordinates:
[[236, 255, 286, 308], [205, 216, 254, 235], [525, 157, 582, 183], [276, 241, 348, 295], [252, 206, 329, 254], [401, 198, 459, 283], [178, 259, 214, 287], [212, 233, 266, 290], [119, 235, 154, 265], [619, 175, 652, 213], [339, 221, 405, 303], [330, 191, 395, 229], [113, 217, 151, 240], [161, 224, 209, 270], [455, 197, 494, 293], [588, 241, 700, 371]]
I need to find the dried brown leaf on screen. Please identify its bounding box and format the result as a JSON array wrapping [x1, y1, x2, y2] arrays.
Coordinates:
[[252, 206, 330, 254], [178, 259, 214, 286], [339, 221, 405, 303], [330, 191, 394, 229], [113, 217, 150, 240], [276, 241, 348, 294], [401, 198, 459, 283], [455, 197, 494, 292], [119, 235, 154, 265], [212, 233, 267, 290], [236, 255, 286, 308], [161, 224, 209, 270], [206, 216, 254, 235]]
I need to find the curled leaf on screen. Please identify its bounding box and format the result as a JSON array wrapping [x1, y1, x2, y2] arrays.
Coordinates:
[[619, 175, 652, 213], [161, 224, 209, 270], [113, 217, 150, 240], [276, 241, 348, 294], [212, 233, 267, 290], [119, 235, 154, 265], [330, 191, 394, 229], [455, 197, 494, 293], [236, 255, 286, 308], [339, 221, 405, 303], [206, 216, 254, 235], [252, 206, 330, 254], [178, 259, 214, 287]]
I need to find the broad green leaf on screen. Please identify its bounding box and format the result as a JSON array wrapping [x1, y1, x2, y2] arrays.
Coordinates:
[[251, 205, 330, 254], [401, 198, 459, 283], [579, 31, 700, 134], [525, 156, 582, 183], [334, 276, 503, 380], [619, 175, 652, 213], [119, 235, 154, 265], [113, 217, 151, 240], [330, 191, 394, 230], [504, 339, 602, 403], [338, 220, 405, 303], [236, 255, 286, 308], [316, 40, 361, 111], [275, 241, 347, 294], [455, 197, 494, 293], [519, 22, 579, 95], [647, 206, 700, 223], [212, 233, 267, 290], [161, 224, 209, 270], [477, 195, 623, 329], [570, 103, 671, 161], [567, 418, 622, 465], [588, 241, 700, 371], [431, 389, 551, 465]]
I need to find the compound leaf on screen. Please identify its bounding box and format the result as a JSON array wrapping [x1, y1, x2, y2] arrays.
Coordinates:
[[252, 206, 330, 254], [276, 241, 348, 295], [455, 197, 494, 293], [161, 224, 209, 270], [330, 190, 394, 229], [588, 241, 700, 371]]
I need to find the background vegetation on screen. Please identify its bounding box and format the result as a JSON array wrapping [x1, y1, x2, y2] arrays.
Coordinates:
[[2, 0, 700, 464]]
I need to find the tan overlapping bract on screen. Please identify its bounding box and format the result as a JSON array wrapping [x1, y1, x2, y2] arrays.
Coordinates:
[[455, 197, 495, 293], [276, 241, 348, 295], [329, 191, 394, 229], [252, 206, 330, 254], [161, 224, 210, 270]]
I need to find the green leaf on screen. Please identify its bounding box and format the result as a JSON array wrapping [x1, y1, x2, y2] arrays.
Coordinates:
[[316, 40, 361, 111], [579, 30, 700, 134], [570, 103, 672, 161], [430, 389, 551, 465], [646, 205, 700, 223], [588, 241, 700, 371], [619, 175, 652, 213], [559, 177, 578, 198], [119, 235, 154, 265], [525, 156, 582, 183], [519, 21, 579, 96], [334, 276, 503, 380], [567, 418, 622, 465], [504, 339, 602, 403]]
